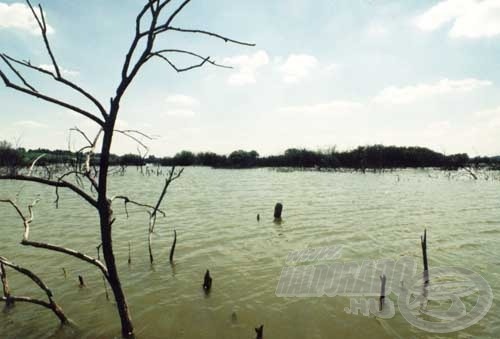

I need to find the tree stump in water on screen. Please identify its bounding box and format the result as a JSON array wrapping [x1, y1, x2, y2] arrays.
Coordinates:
[[255, 325, 264, 339], [78, 275, 85, 288], [379, 274, 386, 311], [421, 229, 429, 284], [169, 230, 177, 264], [274, 203, 283, 220], [203, 270, 212, 293]]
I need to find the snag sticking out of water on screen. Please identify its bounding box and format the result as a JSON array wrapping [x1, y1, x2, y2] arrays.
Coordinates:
[[128, 241, 132, 265], [169, 230, 177, 264], [255, 325, 264, 339], [78, 275, 85, 288], [274, 203, 283, 221], [379, 274, 386, 311], [421, 228, 429, 284], [203, 270, 212, 293]]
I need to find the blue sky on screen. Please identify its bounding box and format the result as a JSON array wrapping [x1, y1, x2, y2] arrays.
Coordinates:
[[1, 0, 500, 156]]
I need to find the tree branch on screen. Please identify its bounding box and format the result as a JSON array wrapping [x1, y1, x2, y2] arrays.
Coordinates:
[[0, 54, 38, 92], [0, 200, 108, 279], [22, 239, 109, 279], [0, 256, 54, 299], [1, 53, 108, 119], [160, 26, 256, 46], [0, 65, 105, 126], [111, 195, 166, 218], [0, 256, 70, 324], [0, 175, 98, 208], [25, 0, 60, 77], [150, 49, 232, 72]]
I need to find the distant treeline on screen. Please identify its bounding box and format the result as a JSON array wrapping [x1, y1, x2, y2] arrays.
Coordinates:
[[1, 141, 499, 170]]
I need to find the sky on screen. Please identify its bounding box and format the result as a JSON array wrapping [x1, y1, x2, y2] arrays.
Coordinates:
[[1, 0, 500, 157]]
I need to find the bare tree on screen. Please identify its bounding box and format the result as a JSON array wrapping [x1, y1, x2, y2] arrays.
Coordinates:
[[0, 1, 253, 337]]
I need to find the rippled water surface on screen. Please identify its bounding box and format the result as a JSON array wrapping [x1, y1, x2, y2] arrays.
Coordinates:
[[1, 167, 499, 338]]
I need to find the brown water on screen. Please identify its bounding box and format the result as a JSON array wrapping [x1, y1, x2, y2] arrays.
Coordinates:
[[0, 167, 499, 338]]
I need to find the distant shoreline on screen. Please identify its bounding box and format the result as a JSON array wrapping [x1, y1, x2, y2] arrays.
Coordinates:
[[1, 143, 499, 171]]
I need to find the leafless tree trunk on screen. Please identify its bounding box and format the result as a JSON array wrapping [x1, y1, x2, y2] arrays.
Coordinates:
[[0, 1, 253, 337]]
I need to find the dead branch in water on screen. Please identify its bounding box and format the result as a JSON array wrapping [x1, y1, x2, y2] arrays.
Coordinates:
[[462, 166, 478, 180], [169, 230, 177, 264], [421, 229, 429, 284], [148, 166, 183, 264], [128, 241, 132, 265], [0, 256, 69, 324], [0, 262, 14, 307], [0, 199, 109, 278], [379, 274, 386, 311]]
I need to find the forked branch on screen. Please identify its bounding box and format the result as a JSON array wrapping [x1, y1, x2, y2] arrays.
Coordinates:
[[0, 199, 108, 279], [0, 256, 70, 324]]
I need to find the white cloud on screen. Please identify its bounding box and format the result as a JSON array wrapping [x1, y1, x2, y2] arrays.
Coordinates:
[[278, 100, 363, 115], [416, 0, 500, 38], [164, 109, 196, 117], [325, 63, 340, 73], [164, 94, 200, 118], [473, 105, 500, 118], [39, 64, 79, 77], [165, 94, 198, 107], [473, 106, 500, 127], [424, 120, 452, 138], [366, 23, 389, 37], [0, 3, 54, 35], [373, 78, 492, 104], [279, 54, 318, 84], [13, 120, 48, 128], [163, 94, 198, 118], [223, 50, 269, 86]]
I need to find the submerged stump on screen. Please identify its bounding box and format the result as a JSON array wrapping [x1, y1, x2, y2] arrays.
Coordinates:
[[274, 203, 283, 220], [255, 325, 264, 339], [421, 229, 429, 284], [78, 275, 85, 288], [203, 270, 212, 293], [379, 274, 386, 311]]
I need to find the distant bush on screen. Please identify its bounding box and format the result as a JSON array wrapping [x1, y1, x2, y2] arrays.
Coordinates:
[[0, 141, 23, 168], [0, 141, 497, 170]]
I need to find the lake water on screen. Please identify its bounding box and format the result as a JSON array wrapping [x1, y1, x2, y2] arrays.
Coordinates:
[[1, 167, 499, 338]]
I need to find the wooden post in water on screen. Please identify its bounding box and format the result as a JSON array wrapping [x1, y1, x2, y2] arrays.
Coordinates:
[[203, 270, 212, 293], [379, 274, 386, 311], [255, 325, 264, 339], [78, 275, 85, 288], [257, 213, 260, 222], [169, 230, 177, 264], [274, 203, 283, 220], [128, 241, 132, 265], [62, 267, 67, 279], [421, 229, 429, 284]]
